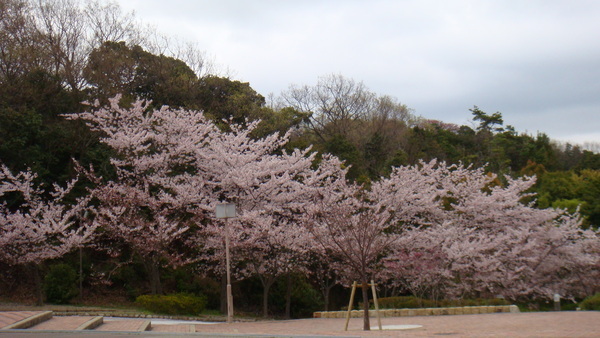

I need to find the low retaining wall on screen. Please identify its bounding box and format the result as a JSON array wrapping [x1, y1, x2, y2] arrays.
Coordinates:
[[313, 305, 520, 318]]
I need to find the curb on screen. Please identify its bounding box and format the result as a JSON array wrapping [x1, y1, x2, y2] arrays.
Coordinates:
[[75, 316, 103, 330], [314, 305, 520, 318], [139, 319, 152, 331], [52, 310, 228, 322]]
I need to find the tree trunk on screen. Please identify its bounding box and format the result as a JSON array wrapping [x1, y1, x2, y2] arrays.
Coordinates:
[[262, 279, 275, 318], [150, 262, 162, 295], [285, 273, 293, 319], [361, 279, 370, 331], [29, 263, 43, 305], [321, 279, 335, 311], [146, 257, 162, 295], [323, 286, 330, 312]]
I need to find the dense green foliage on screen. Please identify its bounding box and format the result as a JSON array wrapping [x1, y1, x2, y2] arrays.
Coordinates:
[[43, 264, 78, 304], [269, 275, 324, 318], [136, 293, 207, 315], [579, 293, 600, 311]]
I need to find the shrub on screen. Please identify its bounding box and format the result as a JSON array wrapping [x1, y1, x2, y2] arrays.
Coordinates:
[[376, 296, 436, 309], [580, 293, 600, 311], [44, 264, 78, 304], [445, 298, 510, 307], [162, 268, 220, 310], [270, 275, 324, 318], [376, 296, 509, 309], [136, 293, 206, 315]]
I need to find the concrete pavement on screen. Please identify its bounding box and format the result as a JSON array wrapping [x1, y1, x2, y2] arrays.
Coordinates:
[[1, 310, 598, 337]]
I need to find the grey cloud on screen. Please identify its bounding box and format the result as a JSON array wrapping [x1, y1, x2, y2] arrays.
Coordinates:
[[119, 0, 600, 144]]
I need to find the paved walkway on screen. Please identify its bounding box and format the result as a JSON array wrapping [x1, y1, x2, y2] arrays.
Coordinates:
[[1, 310, 598, 337], [187, 311, 600, 337], [31, 316, 100, 330], [94, 318, 150, 332], [0, 311, 41, 329]]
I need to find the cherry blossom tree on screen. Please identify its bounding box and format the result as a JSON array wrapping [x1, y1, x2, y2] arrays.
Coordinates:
[[383, 229, 451, 302], [200, 213, 310, 317], [0, 164, 96, 303], [378, 160, 600, 302], [376, 160, 505, 300], [237, 215, 310, 317], [64, 96, 214, 294], [229, 153, 347, 318], [83, 176, 194, 294], [302, 159, 597, 329], [60, 95, 598, 318], [305, 248, 340, 312], [65, 96, 347, 306], [196, 121, 347, 317], [303, 179, 397, 331], [443, 178, 600, 301]]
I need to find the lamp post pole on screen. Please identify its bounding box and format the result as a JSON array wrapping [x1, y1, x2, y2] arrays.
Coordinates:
[[216, 203, 236, 323], [224, 217, 233, 323]]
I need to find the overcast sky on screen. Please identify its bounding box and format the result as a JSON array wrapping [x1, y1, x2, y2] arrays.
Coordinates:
[[117, 0, 600, 145]]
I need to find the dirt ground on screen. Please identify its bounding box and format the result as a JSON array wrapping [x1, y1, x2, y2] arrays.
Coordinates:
[[186, 311, 599, 337]]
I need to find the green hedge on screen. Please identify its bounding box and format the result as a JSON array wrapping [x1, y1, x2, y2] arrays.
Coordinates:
[[580, 293, 600, 311], [377, 296, 435, 309], [376, 296, 510, 309], [136, 293, 206, 315]]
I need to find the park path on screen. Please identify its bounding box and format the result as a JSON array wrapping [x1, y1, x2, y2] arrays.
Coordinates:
[[1, 310, 599, 337]]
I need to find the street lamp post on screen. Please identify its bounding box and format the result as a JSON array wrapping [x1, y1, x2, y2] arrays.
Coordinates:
[[216, 203, 236, 323]]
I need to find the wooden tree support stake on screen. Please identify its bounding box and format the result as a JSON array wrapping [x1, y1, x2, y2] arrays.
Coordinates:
[[344, 281, 357, 331], [344, 280, 382, 331], [371, 279, 382, 330]]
